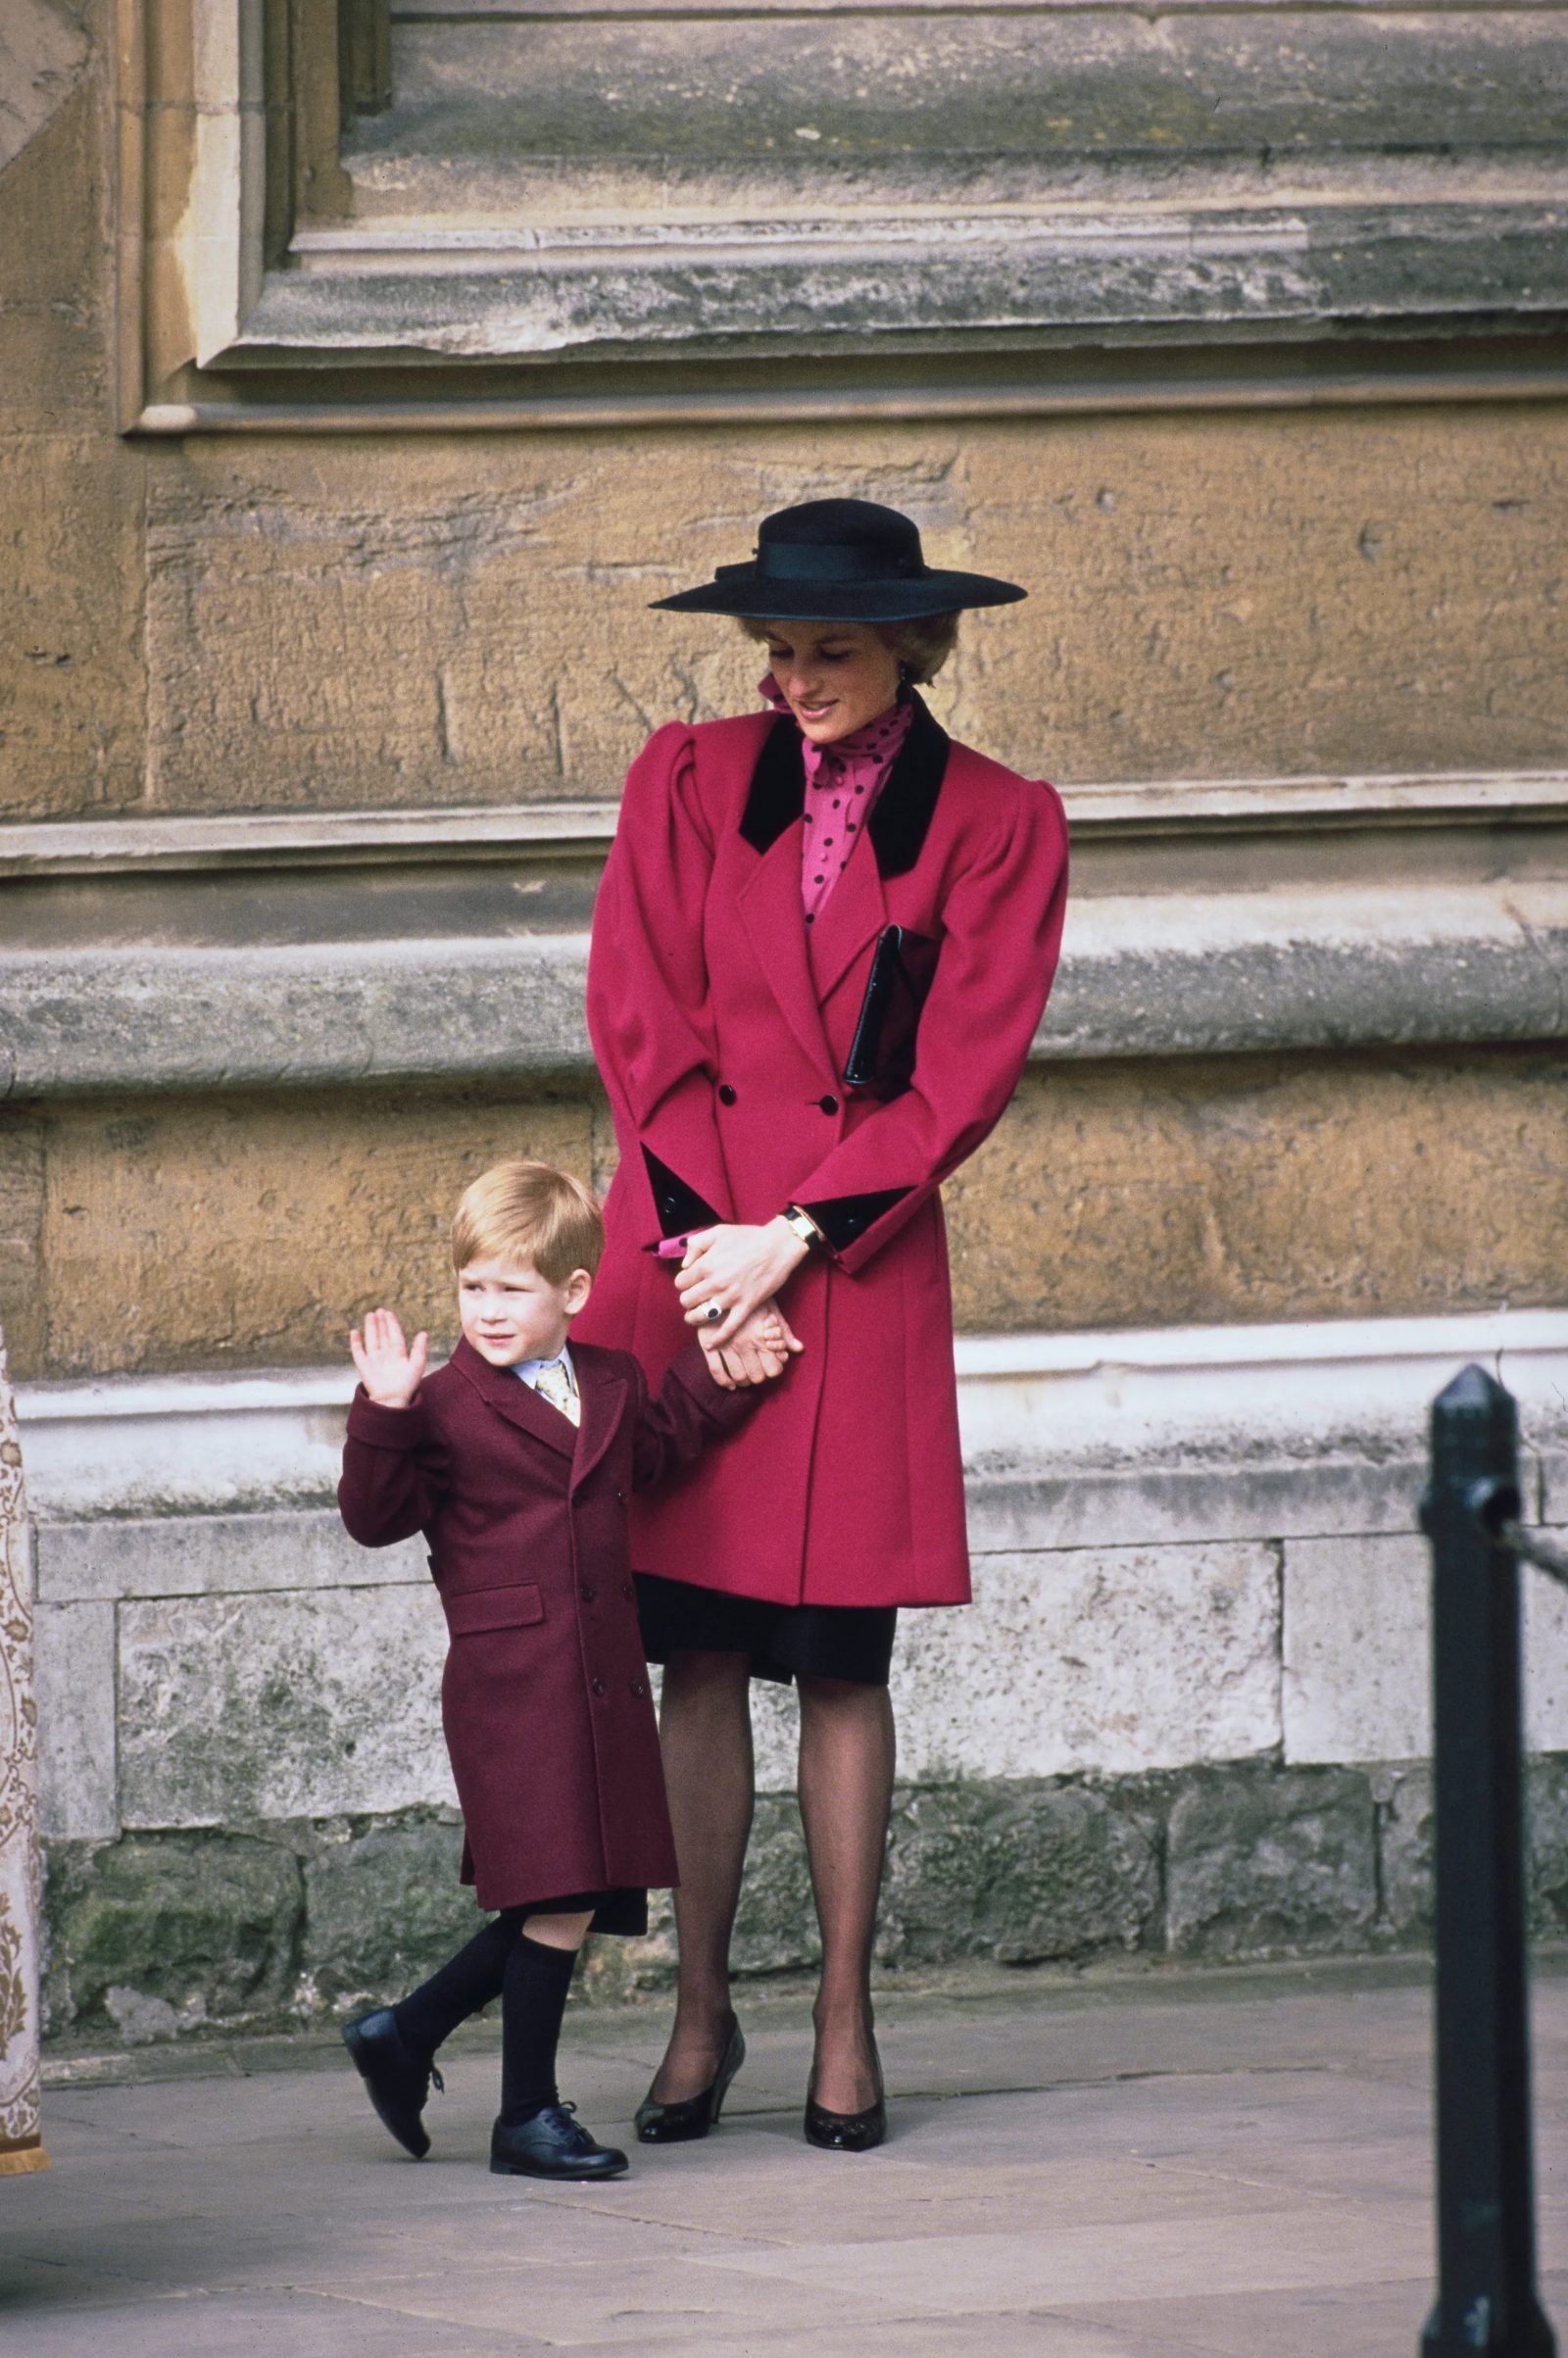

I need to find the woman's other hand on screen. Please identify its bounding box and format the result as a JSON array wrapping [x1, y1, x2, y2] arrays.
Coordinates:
[[349, 1307, 429, 1408], [700, 1300, 804, 1389], [678, 1220, 809, 1344]]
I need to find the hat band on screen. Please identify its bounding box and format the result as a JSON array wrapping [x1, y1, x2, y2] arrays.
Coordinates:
[[756, 540, 922, 583]]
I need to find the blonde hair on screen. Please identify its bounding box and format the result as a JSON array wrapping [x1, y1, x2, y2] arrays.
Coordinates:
[[451, 1160, 605, 1283], [737, 612, 960, 685]]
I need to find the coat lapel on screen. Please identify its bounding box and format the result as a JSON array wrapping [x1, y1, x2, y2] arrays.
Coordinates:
[[451, 1338, 575, 1464], [805, 819, 891, 1005], [867, 695, 951, 879], [737, 823, 836, 1081], [569, 1351, 629, 1493]]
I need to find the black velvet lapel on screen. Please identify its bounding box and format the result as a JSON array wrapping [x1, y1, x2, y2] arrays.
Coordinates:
[[867, 696, 950, 879], [739, 714, 805, 854], [739, 695, 951, 877]]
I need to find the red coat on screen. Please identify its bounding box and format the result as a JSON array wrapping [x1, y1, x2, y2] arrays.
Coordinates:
[[337, 1337, 753, 1910], [574, 695, 1069, 1610]]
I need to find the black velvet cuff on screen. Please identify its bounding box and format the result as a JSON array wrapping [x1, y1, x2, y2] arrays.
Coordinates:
[[642, 1145, 724, 1241], [797, 1188, 912, 1254]]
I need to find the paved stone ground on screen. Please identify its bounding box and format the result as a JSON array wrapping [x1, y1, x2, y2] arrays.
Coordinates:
[[4, 1956, 1567, 2355]]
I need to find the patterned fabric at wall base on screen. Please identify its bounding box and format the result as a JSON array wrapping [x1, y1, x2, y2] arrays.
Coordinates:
[[0, 1326, 46, 2177]]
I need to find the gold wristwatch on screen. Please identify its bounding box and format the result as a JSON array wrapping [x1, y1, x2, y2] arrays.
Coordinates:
[[780, 1204, 825, 1253]]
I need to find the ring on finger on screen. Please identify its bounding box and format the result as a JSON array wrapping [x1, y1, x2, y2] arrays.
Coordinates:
[[704, 1302, 725, 1324]]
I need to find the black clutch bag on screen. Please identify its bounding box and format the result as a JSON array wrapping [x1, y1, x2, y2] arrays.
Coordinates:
[[843, 925, 941, 1100]]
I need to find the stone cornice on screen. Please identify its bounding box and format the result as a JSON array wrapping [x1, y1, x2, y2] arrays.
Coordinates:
[[5, 770, 1566, 878]]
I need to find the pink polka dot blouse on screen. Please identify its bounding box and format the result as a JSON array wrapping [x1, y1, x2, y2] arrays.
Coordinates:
[[759, 675, 913, 923]]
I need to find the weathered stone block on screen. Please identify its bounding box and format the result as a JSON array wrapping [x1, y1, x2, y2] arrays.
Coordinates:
[[1526, 1755, 1568, 1939], [46, 1833, 303, 2038], [1283, 1535, 1429, 1765], [1371, 1762, 1432, 1941], [1524, 1569, 1568, 1754], [893, 1543, 1280, 1778], [32, 1596, 117, 1840], [1166, 1766, 1378, 1958], [300, 1817, 478, 2014], [946, 1051, 1568, 1340], [38, 1508, 423, 1602], [881, 1780, 1161, 1967], [117, 1586, 455, 1824], [140, 414, 1568, 817], [36, 1086, 593, 1379]]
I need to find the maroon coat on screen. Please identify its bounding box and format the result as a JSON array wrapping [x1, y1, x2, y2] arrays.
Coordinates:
[[337, 1336, 752, 1911], [574, 695, 1069, 1610]]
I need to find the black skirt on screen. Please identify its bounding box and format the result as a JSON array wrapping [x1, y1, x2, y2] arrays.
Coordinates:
[[635, 1572, 898, 1689], [498, 1891, 649, 1937]]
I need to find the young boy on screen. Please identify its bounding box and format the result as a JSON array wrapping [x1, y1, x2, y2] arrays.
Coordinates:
[[336, 1158, 789, 2181]]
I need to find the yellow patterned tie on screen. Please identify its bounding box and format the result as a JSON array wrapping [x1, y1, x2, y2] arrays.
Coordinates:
[[534, 1358, 580, 1428]]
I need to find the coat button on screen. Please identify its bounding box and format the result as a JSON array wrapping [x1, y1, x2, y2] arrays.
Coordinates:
[[818, 1094, 839, 1114], [718, 1084, 737, 1105], [631, 1679, 647, 1697], [591, 1677, 606, 1695], [622, 1581, 635, 1601], [580, 1584, 596, 1602]]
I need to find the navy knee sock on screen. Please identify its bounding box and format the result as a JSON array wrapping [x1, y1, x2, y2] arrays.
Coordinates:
[[499, 1935, 580, 2126], [393, 1909, 525, 2057]]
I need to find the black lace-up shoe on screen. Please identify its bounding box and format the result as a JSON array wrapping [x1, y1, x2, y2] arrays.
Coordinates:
[[343, 2008, 444, 2160], [490, 2101, 629, 2180]]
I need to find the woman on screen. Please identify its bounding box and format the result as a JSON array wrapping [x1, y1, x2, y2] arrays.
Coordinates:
[[575, 497, 1068, 2150]]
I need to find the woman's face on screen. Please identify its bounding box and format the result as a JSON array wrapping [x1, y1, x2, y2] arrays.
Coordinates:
[[762, 621, 902, 746]]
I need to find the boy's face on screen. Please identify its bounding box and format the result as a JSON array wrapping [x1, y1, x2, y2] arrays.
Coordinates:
[[457, 1255, 593, 1369]]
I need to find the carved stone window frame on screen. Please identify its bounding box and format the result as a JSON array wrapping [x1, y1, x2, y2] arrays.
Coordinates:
[[117, 0, 1568, 436]]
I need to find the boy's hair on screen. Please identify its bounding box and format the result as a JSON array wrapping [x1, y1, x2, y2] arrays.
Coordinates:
[[451, 1160, 605, 1284]]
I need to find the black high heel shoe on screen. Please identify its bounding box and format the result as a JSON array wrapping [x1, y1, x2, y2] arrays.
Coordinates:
[[805, 2037, 886, 2152], [635, 2016, 746, 2143]]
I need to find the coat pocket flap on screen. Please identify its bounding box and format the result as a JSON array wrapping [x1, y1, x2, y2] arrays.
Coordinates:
[[445, 1582, 545, 1637]]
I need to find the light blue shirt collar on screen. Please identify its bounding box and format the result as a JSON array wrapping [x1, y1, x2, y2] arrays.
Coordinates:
[[514, 1343, 575, 1395]]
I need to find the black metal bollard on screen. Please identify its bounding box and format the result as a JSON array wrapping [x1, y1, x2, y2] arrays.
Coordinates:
[[1420, 1363, 1555, 2357]]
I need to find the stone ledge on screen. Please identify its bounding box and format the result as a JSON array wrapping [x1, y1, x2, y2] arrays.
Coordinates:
[[21, 1310, 1568, 1522], [4, 880, 1568, 1096], [252, 203, 1568, 365], [4, 771, 1563, 877]]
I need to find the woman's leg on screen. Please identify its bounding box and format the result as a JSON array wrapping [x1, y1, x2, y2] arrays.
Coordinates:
[[649, 1648, 755, 2103], [797, 1675, 896, 2116]]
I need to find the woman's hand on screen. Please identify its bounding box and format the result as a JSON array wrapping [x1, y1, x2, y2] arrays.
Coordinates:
[[349, 1307, 428, 1408], [700, 1300, 804, 1390], [678, 1220, 809, 1346]]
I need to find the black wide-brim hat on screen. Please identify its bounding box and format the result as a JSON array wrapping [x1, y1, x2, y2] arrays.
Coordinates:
[[650, 498, 1026, 623]]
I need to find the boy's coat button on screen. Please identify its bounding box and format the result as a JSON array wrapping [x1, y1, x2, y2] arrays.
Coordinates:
[[718, 1084, 737, 1105], [817, 1094, 839, 1114], [590, 1677, 606, 1695], [631, 1680, 647, 1697], [621, 1582, 634, 1600], [579, 1584, 597, 1601]]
